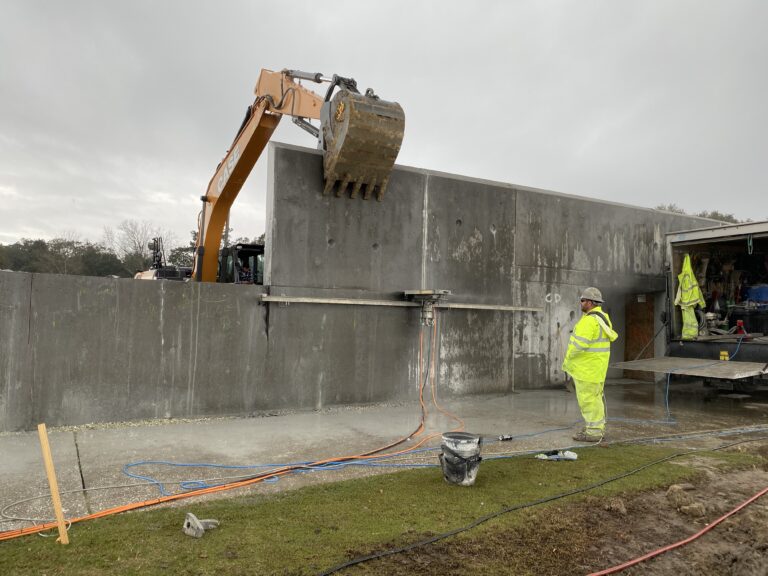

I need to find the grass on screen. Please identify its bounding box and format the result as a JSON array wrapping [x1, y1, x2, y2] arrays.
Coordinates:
[[0, 443, 762, 576]]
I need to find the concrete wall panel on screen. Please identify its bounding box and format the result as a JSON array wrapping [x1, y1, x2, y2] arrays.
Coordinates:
[[266, 145, 425, 293], [0, 271, 32, 431], [424, 175, 516, 304], [4, 272, 269, 430], [514, 190, 712, 275], [263, 304, 420, 409], [437, 310, 515, 396]]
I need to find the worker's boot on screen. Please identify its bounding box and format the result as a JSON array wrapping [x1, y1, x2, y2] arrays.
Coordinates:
[[572, 431, 603, 443]]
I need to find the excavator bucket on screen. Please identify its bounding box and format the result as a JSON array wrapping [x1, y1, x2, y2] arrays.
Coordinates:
[[321, 90, 405, 201]]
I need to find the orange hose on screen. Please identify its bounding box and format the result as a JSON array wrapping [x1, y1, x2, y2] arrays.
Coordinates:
[[0, 321, 456, 542]]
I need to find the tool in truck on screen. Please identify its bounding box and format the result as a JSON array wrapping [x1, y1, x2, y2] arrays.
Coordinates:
[[192, 69, 406, 283]]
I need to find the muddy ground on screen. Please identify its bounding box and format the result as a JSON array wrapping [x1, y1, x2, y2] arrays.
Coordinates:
[[350, 445, 768, 575]]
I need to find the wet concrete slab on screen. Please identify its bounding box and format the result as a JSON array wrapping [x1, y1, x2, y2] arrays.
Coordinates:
[[2, 381, 768, 536]]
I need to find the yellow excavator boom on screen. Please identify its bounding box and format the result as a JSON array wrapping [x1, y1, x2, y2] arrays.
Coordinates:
[[192, 69, 405, 282]]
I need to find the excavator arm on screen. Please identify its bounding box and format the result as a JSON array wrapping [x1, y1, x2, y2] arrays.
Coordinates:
[[193, 69, 405, 282]]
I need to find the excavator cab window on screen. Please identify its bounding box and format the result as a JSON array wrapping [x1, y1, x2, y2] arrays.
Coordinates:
[[217, 244, 264, 285], [219, 251, 235, 283], [255, 254, 264, 285]]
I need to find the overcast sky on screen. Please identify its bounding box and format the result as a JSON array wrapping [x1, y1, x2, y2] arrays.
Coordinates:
[[1, 0, 766, 247]]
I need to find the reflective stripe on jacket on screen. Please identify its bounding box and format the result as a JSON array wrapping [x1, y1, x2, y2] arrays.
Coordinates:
[[562, 306, 618, 382]]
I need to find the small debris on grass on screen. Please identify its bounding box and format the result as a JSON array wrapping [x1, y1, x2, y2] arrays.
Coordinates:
[[604, 498, 627, 516], [666, 484, 695, 508], [680, 502, 706, 517]]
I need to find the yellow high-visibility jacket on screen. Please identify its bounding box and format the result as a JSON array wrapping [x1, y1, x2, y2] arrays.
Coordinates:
[[674, 254, 705, 340], [562, 306, 618, 382]]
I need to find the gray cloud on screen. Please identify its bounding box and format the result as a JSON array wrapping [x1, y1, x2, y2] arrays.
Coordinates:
[[1, 0, 766, 246]]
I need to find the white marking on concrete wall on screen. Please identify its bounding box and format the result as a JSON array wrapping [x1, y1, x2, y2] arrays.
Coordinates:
[[421, 175, 430, 289], [502, 315, 511, 392], [1, 300, 18, 426], [159, 281, 165, 348], [187, 284, 201, 415], [316, 371, 324, 411], [451, 228, 484, 263], [159, 281, 166, 417]]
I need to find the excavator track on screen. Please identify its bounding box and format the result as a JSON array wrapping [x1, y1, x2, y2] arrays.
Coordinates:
[[321, 90, 405, 201]]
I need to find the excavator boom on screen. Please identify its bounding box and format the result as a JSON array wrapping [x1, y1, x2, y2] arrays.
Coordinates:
[[193, 69, 405, 282]]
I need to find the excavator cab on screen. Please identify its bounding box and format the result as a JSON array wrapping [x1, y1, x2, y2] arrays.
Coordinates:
[[218, 243, 265, 285]]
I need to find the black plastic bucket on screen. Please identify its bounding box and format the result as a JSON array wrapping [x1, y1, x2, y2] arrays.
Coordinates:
[[439, 432, 482, 486]]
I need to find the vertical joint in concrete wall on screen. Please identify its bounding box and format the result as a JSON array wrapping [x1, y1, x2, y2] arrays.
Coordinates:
[[263, 300, 270, 340]]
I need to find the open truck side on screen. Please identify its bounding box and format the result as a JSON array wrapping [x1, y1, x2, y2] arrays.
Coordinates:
[[614, 220, 768, 390]]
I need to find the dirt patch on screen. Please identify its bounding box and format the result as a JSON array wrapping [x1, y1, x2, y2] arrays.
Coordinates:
[[589, 467, 768, 576], [349, 459, 768, 575]]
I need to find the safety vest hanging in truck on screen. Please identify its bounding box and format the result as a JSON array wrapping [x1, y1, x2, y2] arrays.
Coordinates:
[[674, 253, 705, 340]]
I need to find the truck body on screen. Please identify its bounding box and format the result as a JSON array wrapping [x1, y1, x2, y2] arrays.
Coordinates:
[[615, 220, 768, 389]]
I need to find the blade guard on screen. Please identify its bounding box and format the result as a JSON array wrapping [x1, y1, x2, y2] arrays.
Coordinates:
[[321, 90, 405, 200]]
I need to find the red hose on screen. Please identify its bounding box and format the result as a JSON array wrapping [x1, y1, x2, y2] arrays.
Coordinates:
[[588, 484, 768, 575]]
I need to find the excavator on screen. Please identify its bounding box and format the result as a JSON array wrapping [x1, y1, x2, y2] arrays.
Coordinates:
[[192, 68, 406, 283]]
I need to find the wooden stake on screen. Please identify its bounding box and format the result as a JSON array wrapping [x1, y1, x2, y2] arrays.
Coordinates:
[[37, 423, 69, 544]]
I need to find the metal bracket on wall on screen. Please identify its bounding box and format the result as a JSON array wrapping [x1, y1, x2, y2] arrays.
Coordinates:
[[260, 295, 420, 308], [404, 290, 451, 326]]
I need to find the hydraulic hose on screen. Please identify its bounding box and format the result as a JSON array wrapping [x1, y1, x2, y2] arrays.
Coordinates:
[[588, 484, 768, 575]]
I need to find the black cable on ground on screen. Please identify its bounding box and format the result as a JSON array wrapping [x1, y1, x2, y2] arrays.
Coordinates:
[[316, 434, 768, 576]]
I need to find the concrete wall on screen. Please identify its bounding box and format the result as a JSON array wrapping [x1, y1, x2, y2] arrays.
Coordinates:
[[265, 143, 714, 395], [0, 143, 715, 431]]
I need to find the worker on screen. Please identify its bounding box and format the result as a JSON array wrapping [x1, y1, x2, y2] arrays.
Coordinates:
[[239, 262, 252, 283], [562, 287, 618, 442]]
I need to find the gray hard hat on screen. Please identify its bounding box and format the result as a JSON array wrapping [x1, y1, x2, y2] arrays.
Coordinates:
[[580, 287, 603, 303]]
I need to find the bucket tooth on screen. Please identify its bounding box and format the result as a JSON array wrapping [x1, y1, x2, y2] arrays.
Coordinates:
[[350, 179, 364, 199], [363, 177, 377, 200], [336, 174, 351, 198], [323, 176, 336, 196], [376, 177, 390, 201]]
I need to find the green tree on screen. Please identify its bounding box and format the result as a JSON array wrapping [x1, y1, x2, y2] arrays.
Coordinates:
[[1, 239, 55, 272], [655, 204, 746, 224], [0, 238, 129, 277], [79, 244, 127, 277], [654, 203, 687, 214], [695, 210, 743, 224], [168, 230, 197, 268]]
